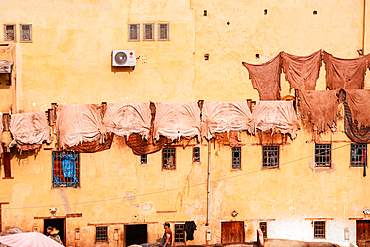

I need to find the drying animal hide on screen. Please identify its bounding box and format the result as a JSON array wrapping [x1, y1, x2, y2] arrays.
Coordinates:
[[9, 112, 51, 153], [250, 101, 300, 139], [343, 89, 370, 128], [126, 133, 170, 155], [323, 51, 370, 90], [0, 227, 25, 247], [103, 103, 151, 140], [153, 102, 201, 142], [281, 50, 322, 90], [56, 104, 107, 149], [201, 101, 252, 140], [297, 90, 338, 133], [69, 132, 114, 153], [242, 54, 282, 100]]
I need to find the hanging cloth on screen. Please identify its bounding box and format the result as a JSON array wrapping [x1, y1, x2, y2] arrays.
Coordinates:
[[242, 53, 282, 100]]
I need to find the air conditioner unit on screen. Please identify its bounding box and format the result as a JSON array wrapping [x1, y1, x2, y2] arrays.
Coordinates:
[[112, 50, 136, 67]]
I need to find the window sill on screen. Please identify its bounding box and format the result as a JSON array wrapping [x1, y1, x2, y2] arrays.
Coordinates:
[[2, 177, 14, 179]]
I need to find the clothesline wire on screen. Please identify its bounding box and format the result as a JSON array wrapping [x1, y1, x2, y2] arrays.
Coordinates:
[[2, 142, 353, 210]]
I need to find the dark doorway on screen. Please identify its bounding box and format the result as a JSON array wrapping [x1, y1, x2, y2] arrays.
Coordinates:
[[357, 220, 370, 247], [44, 218, 65, 245], [221, 221, 245, 244], [125, 224, 147, 246]]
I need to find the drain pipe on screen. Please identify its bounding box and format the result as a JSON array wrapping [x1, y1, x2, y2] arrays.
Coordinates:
[[206, 139, 211, 226]]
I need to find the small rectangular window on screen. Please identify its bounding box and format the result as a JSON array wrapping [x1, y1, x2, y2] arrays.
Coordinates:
[[163, 147, 176, 170], [4, 24, 16, 41], [143, 23, 155, 41], [158, 23, 169, 41], [96, 226, 108, 242], [20, 24, 32, 42], [263, 146, 279, 168], [3, 152, 11, 178], [140, 154, 148, 165], [351, 143, 367, 167], [232, 147, 241, 169], [174, 224, 185, 243], [314, 221, 325, 239], [259, 222, 267, 238], [52, 151, 80, 188], [128, 24, 140, 41], [193, 147, 200, 163], [315, 144, 331, 167]]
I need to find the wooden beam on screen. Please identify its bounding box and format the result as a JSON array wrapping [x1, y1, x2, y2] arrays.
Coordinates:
[[87, 222, 158, 226]]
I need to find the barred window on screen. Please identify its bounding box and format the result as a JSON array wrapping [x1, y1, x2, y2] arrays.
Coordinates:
[[174, 224, 185, 243], [232, 147, 241, 169], [20, 24, 32, 42], [4, 24, 16, 41], [158, 23, 169, 40], [351, 143, 367, 167], [140, 154, 148, 165], [163, 148, 176, 170], [263, 146, 279, 168], [259, 222, 267, 238], [193, 147, 200, 163], [52, 151, 80, 188], [314, 221, 325, 239], [128, 24, 140, 41], [315, 144, 331, 167], [96, 226, 108, 242], [143, 23, 155, 40]]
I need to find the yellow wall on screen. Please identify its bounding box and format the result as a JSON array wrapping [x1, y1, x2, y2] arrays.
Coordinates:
[[1, 0, 370, 246]]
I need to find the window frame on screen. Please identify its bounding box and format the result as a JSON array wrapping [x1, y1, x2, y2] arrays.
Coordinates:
[[20, 24, 32, 42], [128, 24, 140, 41], [193, 147, 200, 163], [259, 222, 267, 238], [232, 147, 241, 170], [314, 144, 331, 168], [52, 151, 80, 188], [4, 24, 16, 42], [157, 23, 169, 41], [262, 145, 279, 168], [162, 147, 176, 170], [95, 226, 108, 242], [140, 154, 148, 165], [174, 223, 185, 243], [142, 23, 155, 41], [350, 143, 367, 168], [313, 221, 326, 239]]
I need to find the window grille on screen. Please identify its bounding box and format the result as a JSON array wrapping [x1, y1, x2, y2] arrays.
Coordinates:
[[96, 226, 108, 242], [193, 147, 200, 163], [52, 151, 80, 188], [174, 224, 185, 243], [128, 24, 140, 41], [313, 221, 325, 239], [163, 148, 176, 170], [143, 23, 154, 40], [158, 23, 169, 40], [4, 25, 15, 41], [259, 222, 267, 238], [351, 143, 367, 167], [140, 154, 148, 165], [315, 144, 331, 167], [232, 147, 241, 169], [20, 24, 32, 42], [263, 146, 279, 168]]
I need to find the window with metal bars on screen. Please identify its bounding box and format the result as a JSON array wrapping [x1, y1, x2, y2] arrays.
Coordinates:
[[52, 151, 80, 188], [313, 221, 325, 239], [351, 143, 367, 167], [163, 148, 176, 170], [158, 23, 169, 40], [262, 146, 279, 168], [20, 24, 32, 42], [232, 147, 241, 169], [96, 226, 108, 242], [315, 144, 331, 167], [259, 222, 267, 238], [128, 24, 140, 41], [193, 147, 200, 163], [143, 23, 155, 40], [140, 154, 148, 165], [174, 224, 185, 243], [4, 24, 16, 41]]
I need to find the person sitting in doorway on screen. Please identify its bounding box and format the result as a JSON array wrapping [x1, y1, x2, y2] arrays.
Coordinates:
[[46, 226, 64, 246]]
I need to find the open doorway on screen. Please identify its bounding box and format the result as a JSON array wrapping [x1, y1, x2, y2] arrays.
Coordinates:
[[44, 218, 65, 245], [125, 224, 147, 246]]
